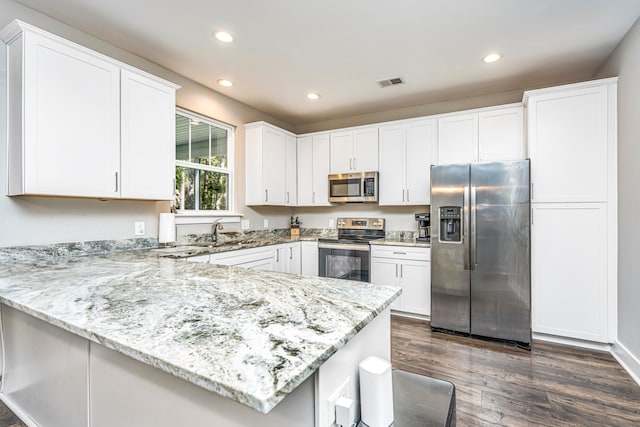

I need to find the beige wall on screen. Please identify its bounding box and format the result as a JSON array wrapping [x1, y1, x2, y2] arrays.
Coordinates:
[[596, 17, 640, 363], [0, 0, 294, 246]]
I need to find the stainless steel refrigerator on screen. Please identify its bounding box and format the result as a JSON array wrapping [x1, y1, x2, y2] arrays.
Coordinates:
[[430, 160, 531, 348]]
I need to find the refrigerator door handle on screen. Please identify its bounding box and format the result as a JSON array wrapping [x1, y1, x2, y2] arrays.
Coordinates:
[[470, 185, 477, 271], [463, 185, 470, 270]]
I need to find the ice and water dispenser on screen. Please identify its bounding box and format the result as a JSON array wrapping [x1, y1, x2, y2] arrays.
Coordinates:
[[439, 206, 462, 242]]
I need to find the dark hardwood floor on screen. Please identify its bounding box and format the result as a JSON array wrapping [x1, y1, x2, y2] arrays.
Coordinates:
[[0, 400, 24, 427], [1, 316, 639, 426], [392, 315, 640, 426]]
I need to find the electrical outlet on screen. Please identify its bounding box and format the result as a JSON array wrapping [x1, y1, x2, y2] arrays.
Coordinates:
[[329, 219, 335, 228], [263, 219, 269, 228], [327, 376, 350, 426], [134, 221, 145, 236], [241, 220, 250, 230]]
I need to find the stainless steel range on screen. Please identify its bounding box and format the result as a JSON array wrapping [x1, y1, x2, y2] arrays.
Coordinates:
[[318, 218, 385, 282]]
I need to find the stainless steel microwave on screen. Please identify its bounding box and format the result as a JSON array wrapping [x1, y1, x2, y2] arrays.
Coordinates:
[[328, 171, 378, 203]]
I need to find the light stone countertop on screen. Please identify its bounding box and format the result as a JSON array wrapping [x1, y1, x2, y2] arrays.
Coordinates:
[[0, 249, 400, 413], [369, 238, 431, 248]]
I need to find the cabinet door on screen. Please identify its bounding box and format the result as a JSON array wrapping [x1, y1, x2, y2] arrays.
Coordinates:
[[378, 125, 406, 206], [405, 119, 436, 205], [312, 134, 331, 205], [287, 243, 301, 275], [400, 261, 430, 316], [531, 204, 608, 342], [528, 86, 608, 202], [437, 113, 478, 164], [273, 245, 287, 272], [21, 32, 120, 198], [296, 137, 314, 206], [353, 127, 379, 172], [301, 242, 319, 276], [371, 258, 401, 310], [285, 135, 297, 205], [329, 131, 353, 173], [120, 70, 176, 200], [263, 128, 287, 205], [478, 106, 524, 162]]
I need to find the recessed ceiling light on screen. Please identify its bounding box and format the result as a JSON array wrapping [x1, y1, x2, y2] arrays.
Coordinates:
[[482, 53, 501, 63], [218, 79, 233, 87], [214, 31, 234, 43], [307, 93, 320, 100]]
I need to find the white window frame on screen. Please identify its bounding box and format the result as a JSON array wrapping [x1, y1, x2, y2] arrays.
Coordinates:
[[175, 107, 239, 223]]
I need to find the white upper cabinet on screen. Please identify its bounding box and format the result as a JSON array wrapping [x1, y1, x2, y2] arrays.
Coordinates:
[[437, 105, 524, 165], [120, 70, 176, 200], [297, 134, 331, 206], [2, 20, 179, 200], [379, 119, 435, 205], [329, 126, 378, 173], [478, 106, 524, 162], [525, 81, 614, 203], [245, 122, 293, 206], [437, 113, 478, 164]]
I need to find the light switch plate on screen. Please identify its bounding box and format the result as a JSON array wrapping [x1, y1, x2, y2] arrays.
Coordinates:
[[329, 219, 335, 228], [263, 219, 269, 228], [134, 221, 145, 236], [241, 220, 250, 230]]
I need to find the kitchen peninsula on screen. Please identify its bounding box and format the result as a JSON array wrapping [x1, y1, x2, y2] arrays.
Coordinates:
[[0, 245, 399, 427]]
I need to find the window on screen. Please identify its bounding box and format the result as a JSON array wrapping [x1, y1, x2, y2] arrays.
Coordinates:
[[175, 109, 234, 212]]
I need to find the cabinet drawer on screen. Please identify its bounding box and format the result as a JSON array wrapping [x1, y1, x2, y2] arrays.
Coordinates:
[[370, 245, 430, 261], [210, 246, 274, 266]]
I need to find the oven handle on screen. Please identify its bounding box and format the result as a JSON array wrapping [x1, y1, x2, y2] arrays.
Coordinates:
[[317, 243, 370, 252]]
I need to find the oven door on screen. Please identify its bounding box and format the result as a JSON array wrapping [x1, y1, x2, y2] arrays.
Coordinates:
[[318, 243, 370, 282]]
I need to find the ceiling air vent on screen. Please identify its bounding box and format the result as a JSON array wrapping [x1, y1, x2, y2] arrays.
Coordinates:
[[376, 77, 405, 88]]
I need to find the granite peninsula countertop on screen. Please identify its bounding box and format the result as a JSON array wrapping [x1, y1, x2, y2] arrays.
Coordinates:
[[152, 235, 322, 258], [0, 249, 400, 413]]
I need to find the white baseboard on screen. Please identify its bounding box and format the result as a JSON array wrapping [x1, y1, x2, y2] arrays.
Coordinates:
[[0, 393, 38, 427], [532, 332, 612, 352], [611, 340, 640, 387]]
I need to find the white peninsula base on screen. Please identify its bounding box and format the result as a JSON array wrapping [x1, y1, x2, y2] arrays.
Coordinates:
[[0, 304, 390, 427]]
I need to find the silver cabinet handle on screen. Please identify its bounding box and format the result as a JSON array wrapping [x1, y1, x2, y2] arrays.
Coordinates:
[[400, 264, 403, 278], [265, 189, 268, 202], [287, 191, 290, 204], [406, 188, 410, 202], [115, 172, 118, 192], [463, 185, 470, 270], [393, 251, 406, 255], [312, 192, 316, 203], [289, 247, 293, 260], [470, 185, 477, 271], [531, 208, 534, 225], [395, 264, 398, 277], [402, 189, 405, 202], [276, 248, 279, 262], [353, 158, 356, 170]]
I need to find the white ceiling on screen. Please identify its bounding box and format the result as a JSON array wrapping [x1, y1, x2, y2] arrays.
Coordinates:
[[14, 0, 640, 125]]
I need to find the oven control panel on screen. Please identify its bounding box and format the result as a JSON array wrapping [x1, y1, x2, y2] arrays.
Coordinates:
[[337, 217, 385, 230]]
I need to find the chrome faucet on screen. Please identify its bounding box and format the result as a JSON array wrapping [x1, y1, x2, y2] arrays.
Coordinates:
[[211, 218, 224, 243]]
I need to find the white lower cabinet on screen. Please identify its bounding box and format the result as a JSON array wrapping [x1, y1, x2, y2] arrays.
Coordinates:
[[531, 203, 609, 342], [210, 246, 275, 270], [301, 242, 319, 276], [192, 243, 302, 274], [371, 246, 430, 316], [273, 243, 301, 274]]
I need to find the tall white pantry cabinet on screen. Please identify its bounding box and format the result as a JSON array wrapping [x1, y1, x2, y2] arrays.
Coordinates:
[[524, 78, 618, 344], [1, 20, 179, 200]]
